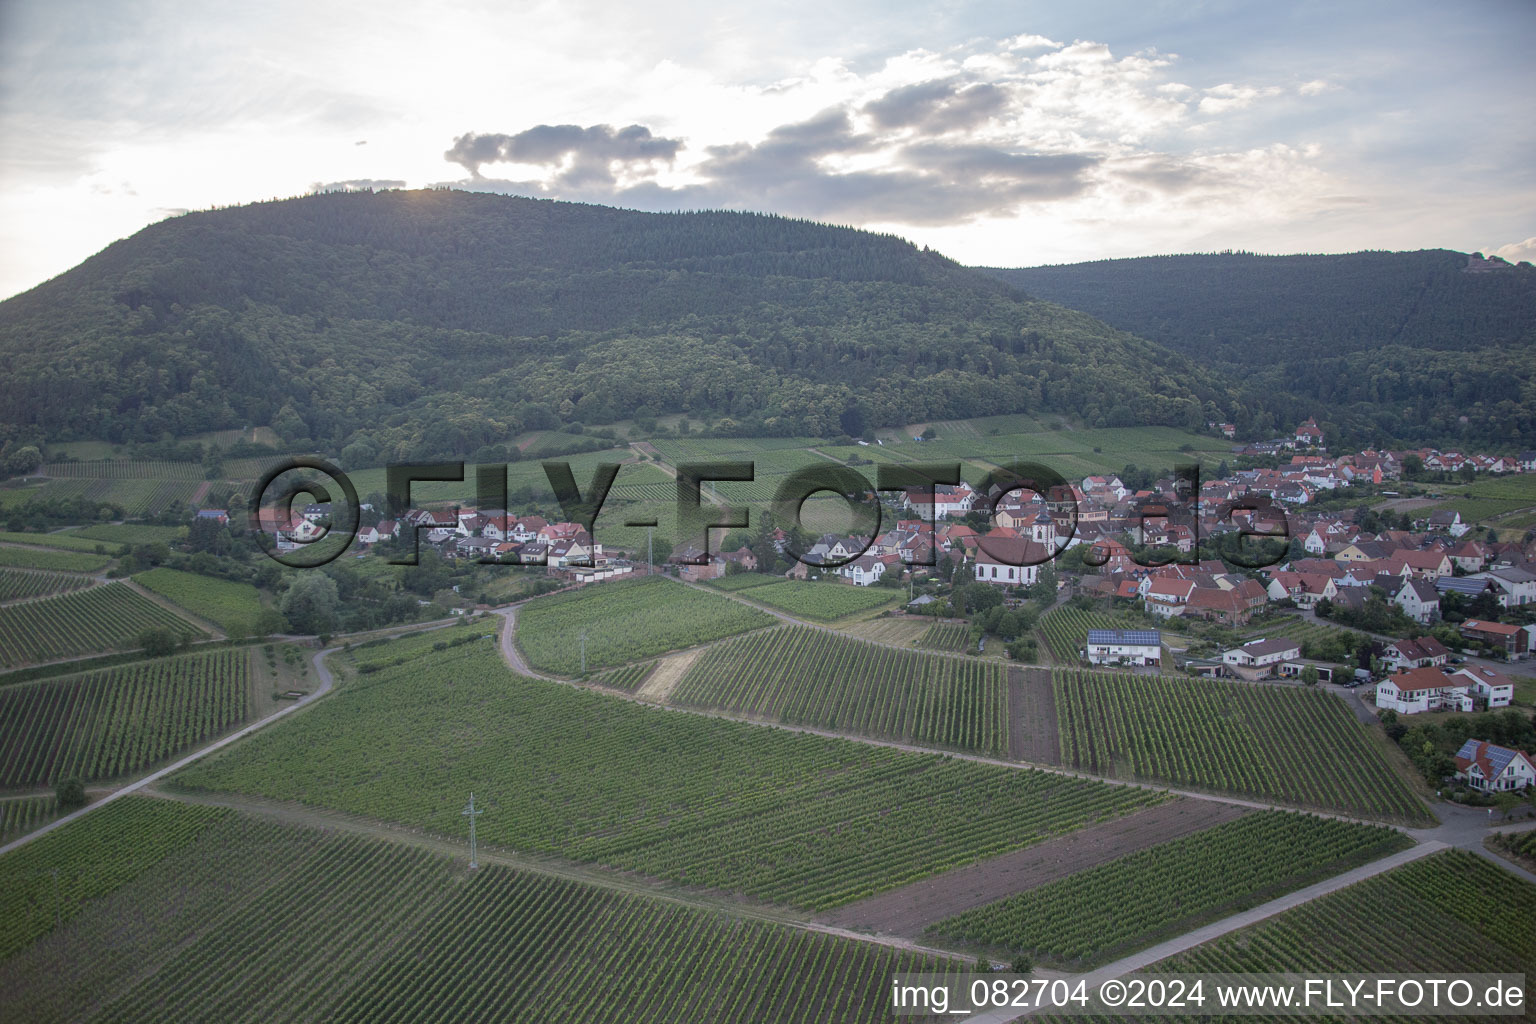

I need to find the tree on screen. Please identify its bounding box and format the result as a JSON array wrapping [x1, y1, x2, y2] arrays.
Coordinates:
[[1300, 663, 1319, 686], [280, 573, 341, 635], [55, 776, 87, 809], [140, 626, 179, 657], [1010, 954, 1034, 975]]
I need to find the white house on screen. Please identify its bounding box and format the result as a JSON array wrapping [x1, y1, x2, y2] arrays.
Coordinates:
[[973, 535, 1048, 588], [1144, 577, 1195, 619], [1221, 637, 1302, 678], [1477, 567, 1536, 608], [1451, 666, 1516, 709], [1381, 636, 1451, 673], [1389, 577, 1442, 624], [1454, 739, 1535, 792], [841, 554, 887, 586], [1374, 666, 1473, 715], [1085, 629, 1161, 666]]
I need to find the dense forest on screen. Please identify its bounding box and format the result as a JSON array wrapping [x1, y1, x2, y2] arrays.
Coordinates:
[[0, 189, 1240, 460], [984, 251, 1536, 448]]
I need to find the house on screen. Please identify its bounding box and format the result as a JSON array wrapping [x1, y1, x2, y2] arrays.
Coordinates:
[[1424, 510, 1468, 538], [1451, 666, 1516, 709], [904, 482, 976, 519], [1374, 666, 1473, 714], [1085, 629, 1161, 666], [195, 509, 229, 525], [1221, 637, 1303, 679], [1460, 619, 1529, 659], [1294, 418, 1324, 447], [358, 519, 400, 546], [1453, 740, 1535, 792], [1381, 636, 1451, 673], [1144, 577, 1196, 618], [1265, 571, 1337, 609], [1388, 577, 1442, 624], [1478, 567, 1536, 608], [840, 554, 888, 586], [1182, 581, 1264, 626], [1449, 541, 1491, 573]]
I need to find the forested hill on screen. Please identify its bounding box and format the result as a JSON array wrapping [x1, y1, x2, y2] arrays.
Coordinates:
[[983, 251, 1536, 445], [0, 189, 1235, 458]]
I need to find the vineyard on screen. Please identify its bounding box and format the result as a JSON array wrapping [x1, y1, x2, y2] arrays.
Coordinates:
[[1037, 606, 1153, 662], [707, 573, 779, 591], [17, 478, 201, 517], [1239, 615, 1358, 647], [0, 796, 229, 959], [738, 580, 899, 621], [0, 531, 126, 555], [0, 545, 111, 573], [0, 583, 205, 668], [175, 643, 1161, 910], [916, 622, 971, 652], [588, 662, 656, 691], [40, 459, 206, 480], [515, 576, 773, 675], [0, 569, 91, 602], [1052, 669, 1433, 823], [0, 795, 58, 843], [927, 811, 1410, 966], [133, 568, 265, 634], [671, 625, 1010, 755], [0, 806, 963, 1024], [1493, 829, 1536, 872], [0, 648, 251, 787], [72, 523, 187, 547]]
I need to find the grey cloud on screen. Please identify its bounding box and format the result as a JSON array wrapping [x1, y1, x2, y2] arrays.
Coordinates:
[[863, 78, 1009, 134], [443, 124, 682, 186]]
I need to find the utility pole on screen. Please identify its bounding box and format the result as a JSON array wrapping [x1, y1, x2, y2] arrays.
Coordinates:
[[462, 792, 483, 870], [580, 631, 587, 674], [647, 526, 654, 575]]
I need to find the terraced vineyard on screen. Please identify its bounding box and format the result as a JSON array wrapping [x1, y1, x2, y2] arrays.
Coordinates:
[[1038, 605, 1153, 662], [0, 805, 963, 1024], [40, 459, 206, 480], [516, 576, 773, 675], [671, 625, 1009, 754], [0, 569, 91, 602], [133, 568, 264, 633], [1053, 669, 1432, 823], [0, 648, 251, 787], [0, 546, 110, 573], [1239, 615, 1359, 647], [916, 621, 971, 651], [0, 583, 204, 667], [0, 795, 59, 843], [175, 643, 1160, 910], [928, 811, 1410, 966], [739, 580, 899, 621], [0, 796, 229, 959]]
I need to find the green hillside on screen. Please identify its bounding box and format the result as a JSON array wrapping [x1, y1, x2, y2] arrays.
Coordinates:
[[0, 189, 1234, 457]]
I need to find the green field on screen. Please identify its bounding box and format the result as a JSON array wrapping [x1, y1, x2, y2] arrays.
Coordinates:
[[174, 643, 1161, 911], [928, 811, 1410, 966], [0, 648, 251, 787], [0, 583, 205, 668], [1052, 669, 1431, 823], [0, 796, 229, 960], [515, 577, 773, 675], [738, 580, 900, 620], [133, 568, 265, 633], [671, 625, 1010, 755], [0, 546, 110, 573], [0, 569, 91, 602], [0, 803, 961, 1024]]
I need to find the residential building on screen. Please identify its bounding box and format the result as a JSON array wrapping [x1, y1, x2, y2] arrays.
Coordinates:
[[1374, 666, 1473, 714], [1454, 740, 1535, 792], [1085, 629, 1161, 667]]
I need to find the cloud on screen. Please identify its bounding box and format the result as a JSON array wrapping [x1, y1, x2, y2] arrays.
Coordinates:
[[1297, 79, 1335, 96], [1197, 83, 1283, 114], [862, 77, 1009, 134], [1490, 236, 1536, 263], [443, 123, 682, 186]]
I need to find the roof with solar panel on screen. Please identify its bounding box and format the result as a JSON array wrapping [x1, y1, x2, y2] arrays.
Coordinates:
[[1087, 629, 1161, 645]]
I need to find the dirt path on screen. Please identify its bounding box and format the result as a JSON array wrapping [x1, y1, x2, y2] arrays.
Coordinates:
[[1009, 667, 1061, 764], [817, 799, 1249, 937], [636, 648, 700, 702]]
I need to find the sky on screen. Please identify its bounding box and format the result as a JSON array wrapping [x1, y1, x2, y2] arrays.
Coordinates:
[[0, 0, 1533, 300]]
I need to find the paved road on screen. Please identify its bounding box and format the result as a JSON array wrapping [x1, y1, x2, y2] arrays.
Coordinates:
[[0, 642, 340, 857]]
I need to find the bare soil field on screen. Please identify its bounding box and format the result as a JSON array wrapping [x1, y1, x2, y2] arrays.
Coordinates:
[[815, 798, 1249, 937], [1010, 667, 1061, 764]]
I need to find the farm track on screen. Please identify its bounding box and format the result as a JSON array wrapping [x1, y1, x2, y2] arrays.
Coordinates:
[[816, 799, 1249, 938]]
